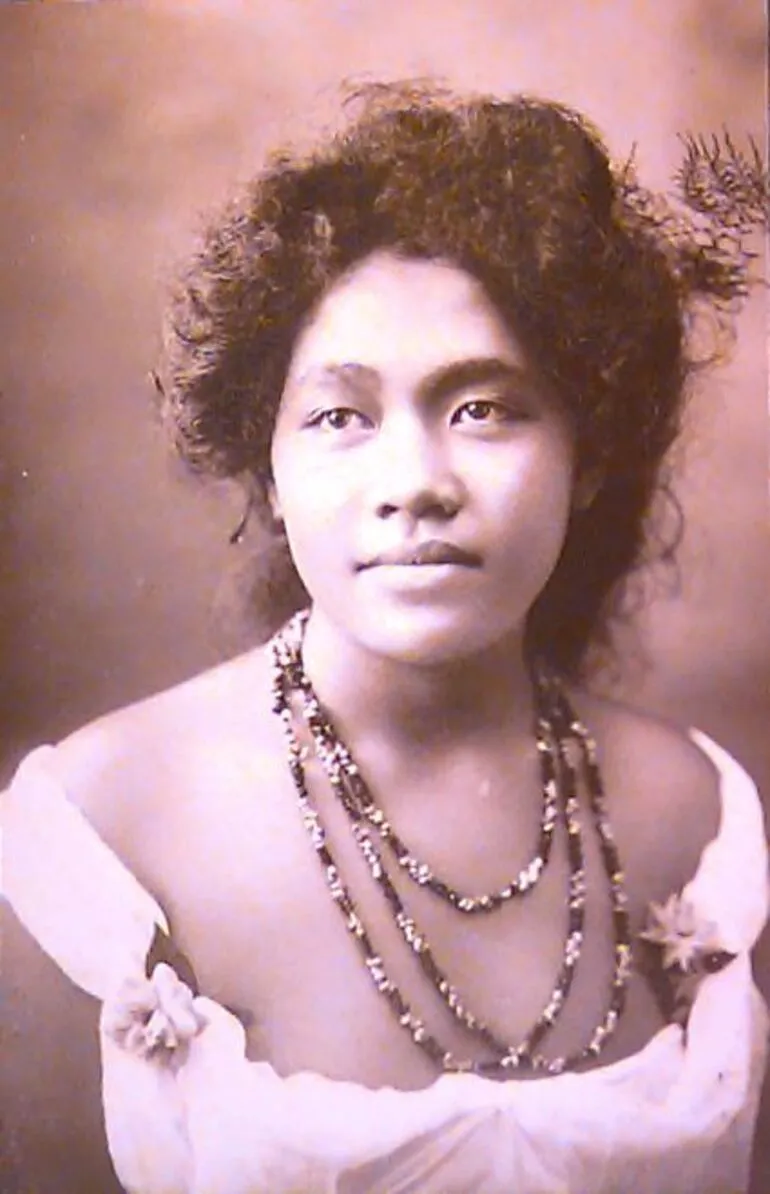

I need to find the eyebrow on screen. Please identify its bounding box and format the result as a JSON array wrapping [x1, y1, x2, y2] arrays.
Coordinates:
[[294, 357, 536, 403], [294, 361, 380, 397], [423, 357, 535, 402]]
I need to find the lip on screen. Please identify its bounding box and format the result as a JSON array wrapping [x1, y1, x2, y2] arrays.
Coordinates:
[[358, 539, 483, 570]]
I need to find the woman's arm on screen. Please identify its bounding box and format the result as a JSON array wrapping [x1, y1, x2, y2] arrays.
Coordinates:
[[749, 929, 770, 1194], [1, 900, 125, 1194], [749, 1052, 770, 1194]]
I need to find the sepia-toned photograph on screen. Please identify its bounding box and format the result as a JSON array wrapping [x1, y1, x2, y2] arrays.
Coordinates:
[[1, 2, 768, 1191]]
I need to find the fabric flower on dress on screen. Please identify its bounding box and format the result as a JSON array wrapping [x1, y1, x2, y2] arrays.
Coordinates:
[[640, 893, 730, 972], [101, 962, 207, 1062], [639, 892, 736, 1028]]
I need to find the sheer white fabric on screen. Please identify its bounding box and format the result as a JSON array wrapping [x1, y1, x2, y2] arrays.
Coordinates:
[[2, 731, 768, 1194]]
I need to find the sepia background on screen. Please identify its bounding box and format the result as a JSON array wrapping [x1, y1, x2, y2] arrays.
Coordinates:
[[1, 3, 769, 1184], [1, 0, 767, 883]]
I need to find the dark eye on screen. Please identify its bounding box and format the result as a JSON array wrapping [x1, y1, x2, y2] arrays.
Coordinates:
[[451, 399, 514, 426], [309, 407, 369, 432]]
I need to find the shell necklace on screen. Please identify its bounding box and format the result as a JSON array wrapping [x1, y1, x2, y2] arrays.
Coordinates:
[[270, 612, 631, 1077]]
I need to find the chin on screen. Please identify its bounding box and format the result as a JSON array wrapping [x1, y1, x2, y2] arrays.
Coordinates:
[[345, 602, 521, 668]]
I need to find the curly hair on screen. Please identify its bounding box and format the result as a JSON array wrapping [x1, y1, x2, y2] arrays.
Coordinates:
[[162, 82, 750, 677]]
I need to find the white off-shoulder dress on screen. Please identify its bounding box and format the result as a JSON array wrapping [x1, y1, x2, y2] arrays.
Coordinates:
[[2, 731, 769, 1194]]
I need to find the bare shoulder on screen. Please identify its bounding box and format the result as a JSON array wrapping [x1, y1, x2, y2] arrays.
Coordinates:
[[46, 645, 283, 878], [572, 691, 723, 902], [3, 656, 286, 1193]]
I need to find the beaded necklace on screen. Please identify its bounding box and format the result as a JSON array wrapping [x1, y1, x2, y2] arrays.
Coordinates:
[[270, 612, 632, 1077], [276, 614, 559, 915]]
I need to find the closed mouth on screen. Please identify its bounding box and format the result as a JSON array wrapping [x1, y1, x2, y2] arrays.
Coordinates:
[[360, 540, 482, 569]]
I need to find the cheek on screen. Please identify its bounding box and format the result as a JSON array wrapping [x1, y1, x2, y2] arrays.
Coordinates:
[[274, 457, 350, 555], [486, 443, 574, 537]]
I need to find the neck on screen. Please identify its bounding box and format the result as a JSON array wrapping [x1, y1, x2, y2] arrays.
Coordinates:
[[298, 606, 535, 757]]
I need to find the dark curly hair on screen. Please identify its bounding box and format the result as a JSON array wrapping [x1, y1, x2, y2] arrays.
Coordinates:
[[162, 82, 752, 678]]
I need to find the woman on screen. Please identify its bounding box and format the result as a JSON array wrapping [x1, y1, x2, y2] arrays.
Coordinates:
[[3, 84, 768, 1192]]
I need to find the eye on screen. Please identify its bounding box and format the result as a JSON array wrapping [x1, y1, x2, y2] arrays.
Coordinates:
[[451, 398, 517, 426], [307, 406, 371, 433]]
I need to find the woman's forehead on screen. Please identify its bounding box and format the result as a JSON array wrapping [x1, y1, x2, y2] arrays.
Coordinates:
[[285, 250, 526, 389]]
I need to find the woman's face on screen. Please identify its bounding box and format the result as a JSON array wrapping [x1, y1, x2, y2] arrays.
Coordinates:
[[271, 250, 575, 665]]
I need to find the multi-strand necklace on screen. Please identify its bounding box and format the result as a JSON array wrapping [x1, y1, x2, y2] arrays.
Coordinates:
[[270, 611, 632, 1077]]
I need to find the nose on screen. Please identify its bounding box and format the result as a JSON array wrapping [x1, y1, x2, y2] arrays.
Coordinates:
[[370, 416, 464, 522]]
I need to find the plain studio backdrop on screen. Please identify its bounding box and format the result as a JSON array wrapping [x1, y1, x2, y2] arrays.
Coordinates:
[[1, 0, 767, 952]]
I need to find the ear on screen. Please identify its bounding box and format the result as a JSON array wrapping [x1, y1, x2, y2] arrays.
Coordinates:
[[267, 480, 282, 522], [572, 468, 602, 513], [266, 479, 286, 537]]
